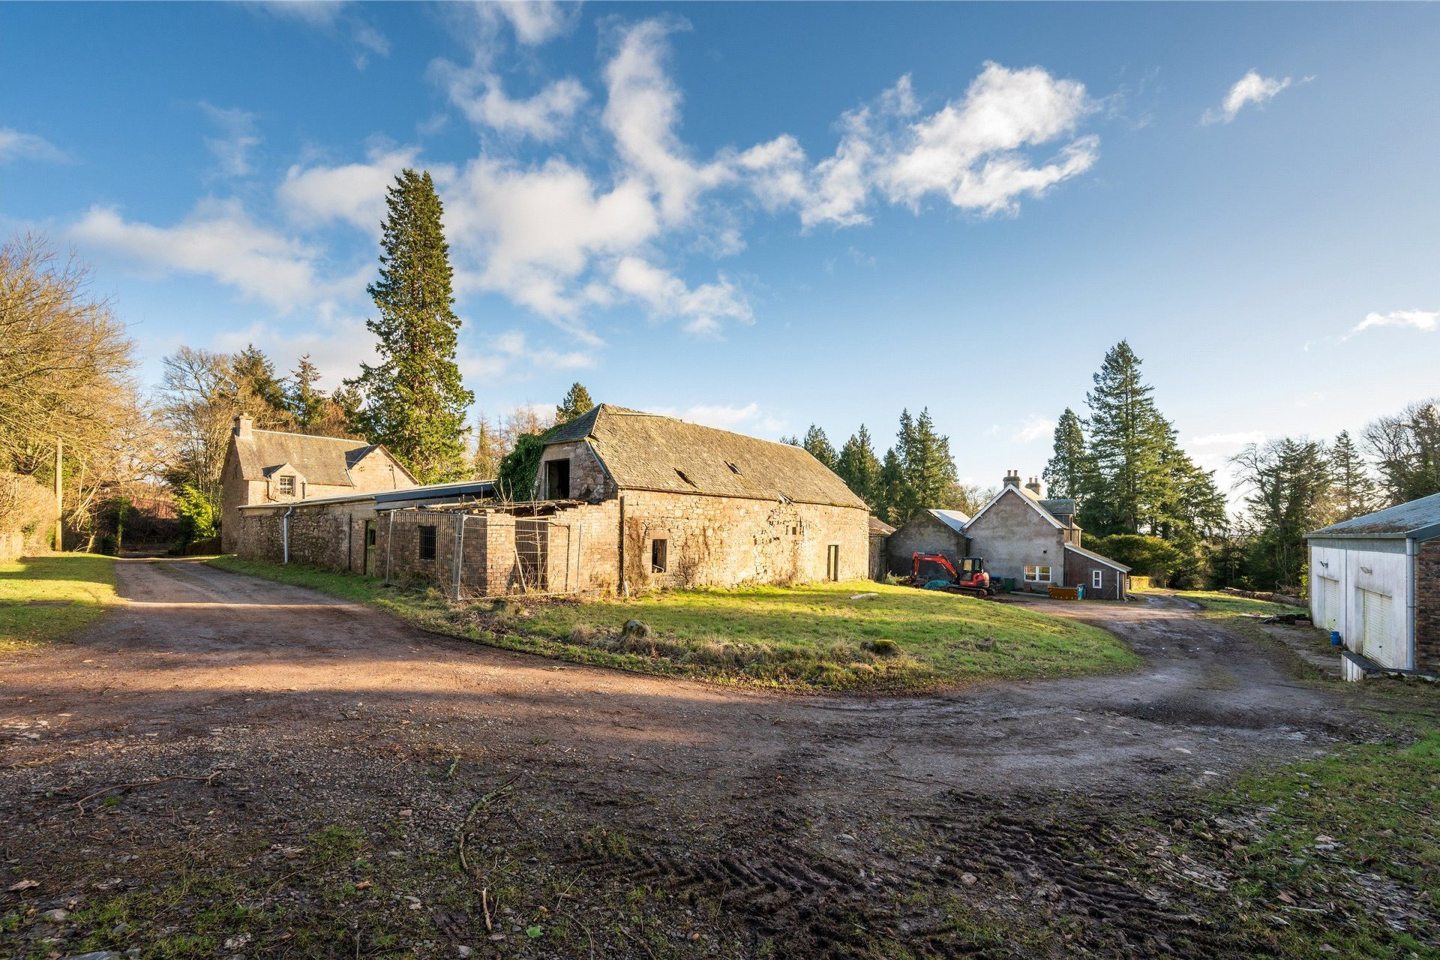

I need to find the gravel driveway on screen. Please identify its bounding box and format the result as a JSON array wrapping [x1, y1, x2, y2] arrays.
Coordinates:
[[0, 559, 1383, 959]]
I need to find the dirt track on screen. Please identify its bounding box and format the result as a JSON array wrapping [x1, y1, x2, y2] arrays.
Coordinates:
[[0, 559, 1389, 958]]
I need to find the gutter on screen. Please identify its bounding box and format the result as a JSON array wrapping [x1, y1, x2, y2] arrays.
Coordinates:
[[282, 504, 296, 565]]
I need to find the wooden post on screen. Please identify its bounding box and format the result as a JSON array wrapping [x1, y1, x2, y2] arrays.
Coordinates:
[[53, 438, 63, 552]]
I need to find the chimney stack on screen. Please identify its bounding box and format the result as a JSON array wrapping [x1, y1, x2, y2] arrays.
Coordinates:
[[1025, 476, 1044, 497], [234, 415, 253, 440], [1003, 469, 1021, 488]]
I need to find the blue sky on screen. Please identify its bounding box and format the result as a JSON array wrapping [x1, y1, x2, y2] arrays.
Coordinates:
[[2, 2, 1436, 498]]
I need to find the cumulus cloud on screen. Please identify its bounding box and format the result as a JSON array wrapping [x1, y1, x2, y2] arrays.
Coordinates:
[[70, 199, 349, 311], [1013, 415, 1056, 444], [745, 64, 1098, 227], [602, 19, 734, 225], [611, 256, 752, 336], [0, 127, 67, 164], [199, 103, 261, 177], [1351, 309, 1438, 336], [492, 1, 579, 46], [277, 146, 424, 230], [1203, 70, 1292, 124], [434, 62, 588, 140]]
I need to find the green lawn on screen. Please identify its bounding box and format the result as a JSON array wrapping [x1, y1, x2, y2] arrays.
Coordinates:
[[0, 553, 118, 652], [208, 557, 1139, 692], [1167, 589, 1308, 618]]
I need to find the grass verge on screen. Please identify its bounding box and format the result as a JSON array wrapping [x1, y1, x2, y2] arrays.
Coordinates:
[[207, 556, 1139, 692], [0, 553, 117, 653]]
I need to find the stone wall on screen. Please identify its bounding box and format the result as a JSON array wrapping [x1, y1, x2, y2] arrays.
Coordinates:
[[533, 441, 614, 502], [1416, 538, 1440, 673], [617, 491, 868, 591], [885, 513, 964, 576], [234, 501, 376, 573], [964, 488, 1066, 590], [349, 449, 417, 493]]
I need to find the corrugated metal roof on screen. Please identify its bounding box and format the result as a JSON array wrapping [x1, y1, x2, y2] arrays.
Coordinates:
[[1307, 492, 1440, 540], [543, 405, 866, 509], [1064, 542, 1132, 572], [928, 509, 970, 533]]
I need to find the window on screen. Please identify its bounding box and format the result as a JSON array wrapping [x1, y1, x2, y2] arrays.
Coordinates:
[[651, 538, 668, 574], [418, 525, 437, 561], [1024, 565, 1052, 583], [545, 459, 570, 500], [366, 526, 377, 546], [1091, 569, 1103, 590], [277, 475, 295, 496], [826, 544, 840, 582]]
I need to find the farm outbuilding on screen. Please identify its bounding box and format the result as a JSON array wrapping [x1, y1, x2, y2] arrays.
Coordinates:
[[1307, 492, 1440, 674]]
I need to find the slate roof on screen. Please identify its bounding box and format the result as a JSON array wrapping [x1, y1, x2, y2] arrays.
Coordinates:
[[1064, 542, 1132, 572], [232, 429, 412, 487], [543, 405, 866, 509], [1040, 497, 1077, 518], [1308, 492, 1440, 541], [928, 509, 971, 533], [869, 516, 896, 537]]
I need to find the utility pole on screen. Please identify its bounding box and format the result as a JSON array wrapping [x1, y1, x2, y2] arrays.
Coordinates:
[[53, 438, 63, 552]]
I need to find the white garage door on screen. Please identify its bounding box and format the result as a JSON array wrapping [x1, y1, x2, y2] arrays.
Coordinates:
[[1359, 589, 1397, 667], [1317, 576, 1342, 633]]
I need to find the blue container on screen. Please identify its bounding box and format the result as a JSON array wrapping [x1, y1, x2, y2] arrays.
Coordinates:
[[1330, 631, 1343, 646]]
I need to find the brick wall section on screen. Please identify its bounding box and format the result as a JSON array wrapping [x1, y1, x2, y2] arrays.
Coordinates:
[[1063, 549, 1126, 601], [1416, 538, 1440, 673]]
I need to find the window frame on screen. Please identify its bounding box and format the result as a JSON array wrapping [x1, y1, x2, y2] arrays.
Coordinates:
[[276, 475, 296, 497], [418, 524, 438, 562], [1023, 564, 1053, 583], [1091, 569, 1103, 590]]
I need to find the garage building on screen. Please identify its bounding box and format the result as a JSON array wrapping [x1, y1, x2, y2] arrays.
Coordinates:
[[1307, 492, 1440, 674]]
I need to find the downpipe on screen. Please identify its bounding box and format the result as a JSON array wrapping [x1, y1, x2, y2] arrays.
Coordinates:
[[1406, 537, 1417, 671]]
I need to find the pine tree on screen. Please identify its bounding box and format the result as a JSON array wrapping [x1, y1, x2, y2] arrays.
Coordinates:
[[802, 425, 837, 470], [1043, 407, 1090, 500], [556, 382, 595, 424], [1082, 342, 1171, 535], [287, 355, 327, 430], [230, 344, 292, 427], [472, 414, 503, 479], [1234, 438, 1333, 588], [835, 425, 881, 511], [896, 408, 957, 521], [876, 448, 906, 525], [350, 169, 474, 483], [1331, 430, 1378, 519]]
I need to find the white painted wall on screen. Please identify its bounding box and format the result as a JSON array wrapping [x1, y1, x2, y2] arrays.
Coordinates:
[[1309, 539, 1411, 669]]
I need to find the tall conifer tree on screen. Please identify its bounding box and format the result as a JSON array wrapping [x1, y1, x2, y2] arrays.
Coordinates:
[[1043, 407, 1090, 500], [351, 169, 473, 483], [802, 425, 837, 470], [835, 425, 882, 511], [556, 382, 595, 423]]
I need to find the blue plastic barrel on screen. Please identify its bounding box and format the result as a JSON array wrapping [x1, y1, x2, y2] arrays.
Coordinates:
[[1330, 631, 1343, 646]]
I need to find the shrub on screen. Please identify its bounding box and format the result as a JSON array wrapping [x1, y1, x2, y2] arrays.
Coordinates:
[[173, 483, 218, 548]]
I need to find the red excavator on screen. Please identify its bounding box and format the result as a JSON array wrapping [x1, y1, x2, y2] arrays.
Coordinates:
[[909, 552, 997, 597]]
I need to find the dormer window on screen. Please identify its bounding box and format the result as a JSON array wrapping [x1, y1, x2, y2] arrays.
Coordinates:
[[277, 475, 296, 496]]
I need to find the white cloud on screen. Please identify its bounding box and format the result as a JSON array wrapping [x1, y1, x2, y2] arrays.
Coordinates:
[[1013, 415, 1055, 444], [1203, 70, 1292, 124], [277, 146, 423, 230], [1189, 431, 1267, 447], [611, 256, 752, 336], [1352, 309, 1438, 335], [249, 1, 390, 69], [493, 329, 594, 371], [602, 19, 733, 225], [650, 401, 784, 435], [493, 1, 578, 46], [70, 199, 350, 311], [211, 306, 376, 387], [0, 127, 66, 164], [250, 1, 346, 26], [199, 103, 261, 177], [434, 60, 588, 140], [744, 63, 1098, 227]]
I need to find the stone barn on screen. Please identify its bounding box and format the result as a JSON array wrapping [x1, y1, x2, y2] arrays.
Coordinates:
[[235, 405, 871, 598], [885, 509, 969, 576], [1307, 492, 1440, 675], [220, 416, 416, 553]]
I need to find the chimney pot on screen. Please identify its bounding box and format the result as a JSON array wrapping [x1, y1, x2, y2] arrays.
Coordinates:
[[1003, 469, 1021, 488], [1025, 476, 1044, 496]]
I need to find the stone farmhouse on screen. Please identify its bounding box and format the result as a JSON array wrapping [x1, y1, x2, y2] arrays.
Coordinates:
[[232, 405, 871, 597], [886, 472, 1131, 600], [219, 415, 417, 554]]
